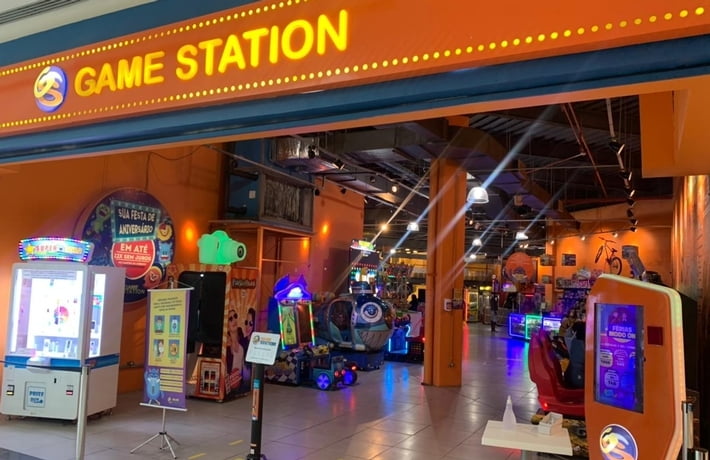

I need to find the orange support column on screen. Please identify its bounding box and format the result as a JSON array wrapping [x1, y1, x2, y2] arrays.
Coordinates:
[[422, 157, 466, 386]]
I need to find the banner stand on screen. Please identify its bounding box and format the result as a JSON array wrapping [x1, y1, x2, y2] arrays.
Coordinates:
[[130, 404, 186, 459], [133, 286, 192, 458]]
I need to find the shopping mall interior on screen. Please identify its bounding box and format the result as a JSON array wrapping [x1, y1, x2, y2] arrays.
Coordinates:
[[0, 1, 709, 459]]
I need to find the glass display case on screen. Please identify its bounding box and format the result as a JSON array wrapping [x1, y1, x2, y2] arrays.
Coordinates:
[[1, 238, 125, 420]]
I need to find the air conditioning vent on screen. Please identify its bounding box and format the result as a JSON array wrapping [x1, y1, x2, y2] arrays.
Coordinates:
[[0, 0, 82, 26]]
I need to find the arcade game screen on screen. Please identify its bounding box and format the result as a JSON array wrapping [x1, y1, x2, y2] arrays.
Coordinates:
[[594, 303, 644, 413]]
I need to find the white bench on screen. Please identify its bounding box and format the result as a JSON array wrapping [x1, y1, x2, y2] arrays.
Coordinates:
[[481, 420, 573, 459]]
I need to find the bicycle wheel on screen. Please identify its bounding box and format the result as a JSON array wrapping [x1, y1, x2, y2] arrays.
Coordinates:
[[609, 257, 622, 275], [594, 245, 604, 264]]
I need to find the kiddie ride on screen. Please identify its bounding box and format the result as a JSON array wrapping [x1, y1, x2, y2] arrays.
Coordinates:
[[264, 275, 357, 390], [313, 282, 394, 370]]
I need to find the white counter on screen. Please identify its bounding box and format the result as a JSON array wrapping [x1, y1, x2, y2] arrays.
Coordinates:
[[481, 420, 573, 459]]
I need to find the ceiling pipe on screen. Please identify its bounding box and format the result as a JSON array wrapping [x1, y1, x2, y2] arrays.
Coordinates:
[[560, 103, 608, 198]]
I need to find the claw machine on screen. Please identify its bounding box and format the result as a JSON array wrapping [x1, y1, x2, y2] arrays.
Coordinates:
[[1, 237, 126, 420]]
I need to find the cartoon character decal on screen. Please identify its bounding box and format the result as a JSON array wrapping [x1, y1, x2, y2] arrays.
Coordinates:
[[144, 367, 163, 405]]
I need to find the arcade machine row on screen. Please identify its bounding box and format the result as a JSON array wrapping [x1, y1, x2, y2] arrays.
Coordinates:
[[584, 274, 702, 460], [1, 238, 125, 420]]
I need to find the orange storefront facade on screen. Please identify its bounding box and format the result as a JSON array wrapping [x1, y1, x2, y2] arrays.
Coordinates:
[[0, 0, 710, 433]]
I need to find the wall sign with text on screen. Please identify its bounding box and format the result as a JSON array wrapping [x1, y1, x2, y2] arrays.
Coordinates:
[[78, 188, 175, 303]]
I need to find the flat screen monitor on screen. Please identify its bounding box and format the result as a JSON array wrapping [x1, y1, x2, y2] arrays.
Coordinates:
[[594, 302, 644, 413]]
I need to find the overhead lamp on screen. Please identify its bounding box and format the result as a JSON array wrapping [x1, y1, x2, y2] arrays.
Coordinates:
[[627, 198, 636, 207], [619, 170, 633, 182], [472, 237, 483, 247], [407, 222, 419, 232], [629, 218, 638, 226], [612, 231, 619, 238], [391, 184, 398, 193], [626, 189, 636, 199], [630, 226, 637, 232], [467, 185, 489, 204], [580, 235, 586, 241], [389, 248, 396, 254], [549, 239, 555, 245], [626, 209, 635, 218], [514, 230, 528, 241]]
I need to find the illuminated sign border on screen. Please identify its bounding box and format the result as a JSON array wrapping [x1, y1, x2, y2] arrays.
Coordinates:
[[1, 1, 709, 136], [19, 237, 94, 262]]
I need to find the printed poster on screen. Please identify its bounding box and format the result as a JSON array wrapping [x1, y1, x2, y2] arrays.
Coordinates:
[[78, 188, 176, 303], [142, 287, 191, 410]]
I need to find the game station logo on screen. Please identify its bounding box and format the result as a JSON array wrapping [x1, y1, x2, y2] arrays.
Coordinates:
[[78, 188, 175, 303], [599, 424, 638, 460], [33, 66, 67, 113]]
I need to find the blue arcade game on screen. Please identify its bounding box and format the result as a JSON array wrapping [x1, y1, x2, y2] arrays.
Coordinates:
[[264, 274, 356, 390]]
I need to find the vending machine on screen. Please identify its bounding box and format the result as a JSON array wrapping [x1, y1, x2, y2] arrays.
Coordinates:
[[1, 237, 125, 420]]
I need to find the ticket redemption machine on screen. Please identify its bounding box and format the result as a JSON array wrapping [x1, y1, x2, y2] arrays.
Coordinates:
[[585, 274, 700, 460], [1, 238, 125, 420]]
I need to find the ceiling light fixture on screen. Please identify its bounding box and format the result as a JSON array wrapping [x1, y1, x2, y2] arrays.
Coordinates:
[[626, 209, 635, 218], [627, 198, 636, 207], [391, 184, 398, 193], [549, 239, 555, 245], [514, 230, 528, 241], [580, 235, 586, 241], [407, 222, 419, 232], [389, 248, 396, 254], [612, 231, 619, 238], [626, 189, 636, 199], [467, 185, 489, 204], [630, 226, 637, 232], [629, 218, 638, 226], [380, 223, 389, 231], [472, 237, 483, 246]]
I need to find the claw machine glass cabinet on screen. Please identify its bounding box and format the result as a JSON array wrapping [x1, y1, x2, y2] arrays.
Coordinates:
[[1, 238, 125, 420]]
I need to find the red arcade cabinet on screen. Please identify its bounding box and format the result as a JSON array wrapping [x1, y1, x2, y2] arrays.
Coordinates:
[[584, 274, 695, 460]]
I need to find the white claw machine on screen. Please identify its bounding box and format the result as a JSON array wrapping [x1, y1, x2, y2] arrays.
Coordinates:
[[1, 237, 125, 420]]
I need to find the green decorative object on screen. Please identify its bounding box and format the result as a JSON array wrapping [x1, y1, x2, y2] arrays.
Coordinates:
[[197, 230, 246, 264]]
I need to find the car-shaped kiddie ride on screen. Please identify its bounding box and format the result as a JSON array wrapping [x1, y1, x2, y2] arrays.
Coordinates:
[[264, 344, 357, 391]]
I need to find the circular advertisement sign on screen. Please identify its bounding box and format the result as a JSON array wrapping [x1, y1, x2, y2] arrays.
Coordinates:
[[78, 188, 175, 303]]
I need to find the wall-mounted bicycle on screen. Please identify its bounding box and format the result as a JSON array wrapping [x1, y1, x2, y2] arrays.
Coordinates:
[[595, 237, 623, 275]]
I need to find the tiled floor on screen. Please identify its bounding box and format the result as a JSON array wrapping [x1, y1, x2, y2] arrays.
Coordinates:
[[0, 323, 563, 460]]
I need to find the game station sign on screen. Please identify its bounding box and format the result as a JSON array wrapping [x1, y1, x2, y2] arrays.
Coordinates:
[[78, 188, 175, 303]]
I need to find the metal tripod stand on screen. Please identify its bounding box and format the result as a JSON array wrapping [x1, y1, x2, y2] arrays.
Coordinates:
[[130, 407, 180, 458]]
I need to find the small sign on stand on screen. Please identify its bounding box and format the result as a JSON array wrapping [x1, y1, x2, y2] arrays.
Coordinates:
[[245, 332, 281, 460]]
